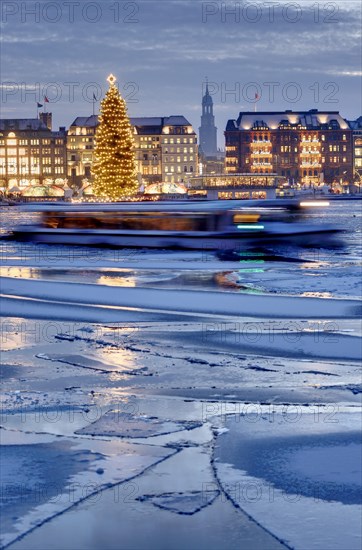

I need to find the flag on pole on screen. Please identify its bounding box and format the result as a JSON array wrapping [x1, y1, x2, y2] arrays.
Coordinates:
[[37, 102, 43, 108], [44, 96, 49, 103], [93, 93, 97, 101], [254, 92, 259, 113]]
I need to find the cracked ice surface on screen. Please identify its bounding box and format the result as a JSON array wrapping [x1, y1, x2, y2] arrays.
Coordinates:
[[1, 200, 361, 550], [76, 411, 202, 438], [0, 429, 174, 548], [213, 411, 362, 550]]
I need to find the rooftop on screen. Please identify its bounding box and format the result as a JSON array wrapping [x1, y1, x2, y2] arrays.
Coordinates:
[[226, 110, 350, 131], [0, 118, 50, 132], [69, 115, 194, 131]]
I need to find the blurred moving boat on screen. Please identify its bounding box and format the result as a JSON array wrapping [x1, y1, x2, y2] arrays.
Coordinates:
[[11, 200, 342, 249]]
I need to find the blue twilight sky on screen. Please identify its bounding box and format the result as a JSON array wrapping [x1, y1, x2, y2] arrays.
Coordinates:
[[1, 0, 361, 146]]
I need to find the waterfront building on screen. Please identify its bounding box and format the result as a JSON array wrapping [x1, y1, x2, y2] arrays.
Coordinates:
[[0, 113, 67, 194], [348, 116, 362, 189], [141, 116, 197, 186], [225, 110, 353, 186], [67, 115, 198, 191], [67, 115, 97, 191], [188, 173, 281, 200]]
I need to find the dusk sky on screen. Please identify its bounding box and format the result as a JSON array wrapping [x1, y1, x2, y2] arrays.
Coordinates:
[[1, 0, 361, 145]]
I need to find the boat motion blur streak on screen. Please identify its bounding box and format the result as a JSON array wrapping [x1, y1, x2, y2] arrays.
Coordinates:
[[9, 200, 342, 250]]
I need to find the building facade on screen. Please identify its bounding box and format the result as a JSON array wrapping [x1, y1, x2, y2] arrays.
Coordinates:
[[159, 116, 198, 184], [67, 115, 97, 190], [225, 110, 353, 186], [188, 173, 280, 200], [348, 116, 362, 185], [199, 83, 218, 157], [67, 115, 198, 190], [0, 114, 67, 193]]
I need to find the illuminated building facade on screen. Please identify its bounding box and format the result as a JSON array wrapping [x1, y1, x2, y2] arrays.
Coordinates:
[[0, 114, 67, 193], [225, 110, 353, 186], [348, 116, 362, 184], [159, 116, 198, 184], [67, 115, 198, 189], [188, 173, 281, 200], [67, 115, 97, 190]]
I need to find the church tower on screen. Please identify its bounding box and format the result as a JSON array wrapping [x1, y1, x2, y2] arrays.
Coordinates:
[[199, 81, 217, 157]]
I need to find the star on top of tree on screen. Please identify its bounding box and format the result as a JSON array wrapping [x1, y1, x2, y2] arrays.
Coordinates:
[[107, 73, 117, 86]]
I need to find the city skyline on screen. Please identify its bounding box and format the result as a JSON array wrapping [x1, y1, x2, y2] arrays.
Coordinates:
[[1, 0, 361, 144]]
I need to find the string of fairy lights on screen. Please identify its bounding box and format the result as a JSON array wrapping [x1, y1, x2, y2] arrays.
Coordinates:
[[92, 74, 138, 201]]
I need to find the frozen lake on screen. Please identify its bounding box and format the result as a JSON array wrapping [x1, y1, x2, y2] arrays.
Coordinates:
[[0, 199, 361, 550]]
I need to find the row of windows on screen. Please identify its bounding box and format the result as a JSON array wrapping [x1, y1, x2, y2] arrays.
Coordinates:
[[42, 158, 64, 165], [142, 167, 159, 175], [142, 154, 158, 161], [139, 144, 159, 149], [43, 167, 65, 174], [328, 145, 347, 152], [72, 129, 95, 136], [163, 138, 196, 144], [246, 156, 348, 164], [0, 165, 65, 175], [164, 156, 194, 162], [164, 166, 194, 173], [237, 133, 349, 143], [16, 139, 63, 146], [329, 157, 347, 163], [164, 147, 195, 154], [2, 138, 64, 145]]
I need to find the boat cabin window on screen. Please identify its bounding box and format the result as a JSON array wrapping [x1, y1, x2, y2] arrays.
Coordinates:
[[42, 211, 214, 232], [233, 213, 260, 224]]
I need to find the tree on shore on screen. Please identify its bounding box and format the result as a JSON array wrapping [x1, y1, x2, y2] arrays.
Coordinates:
[[92, 74, 138, 200]]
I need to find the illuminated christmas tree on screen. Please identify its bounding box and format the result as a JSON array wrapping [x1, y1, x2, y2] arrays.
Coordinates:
[[92, 74, 138, 200]]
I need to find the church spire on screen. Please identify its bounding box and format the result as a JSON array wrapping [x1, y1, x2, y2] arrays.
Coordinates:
[[202, 78, 213, 111], [199, 78, 217, 157]]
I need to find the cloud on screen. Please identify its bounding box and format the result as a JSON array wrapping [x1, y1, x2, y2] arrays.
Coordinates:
[[1, 0, 360, 145]]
